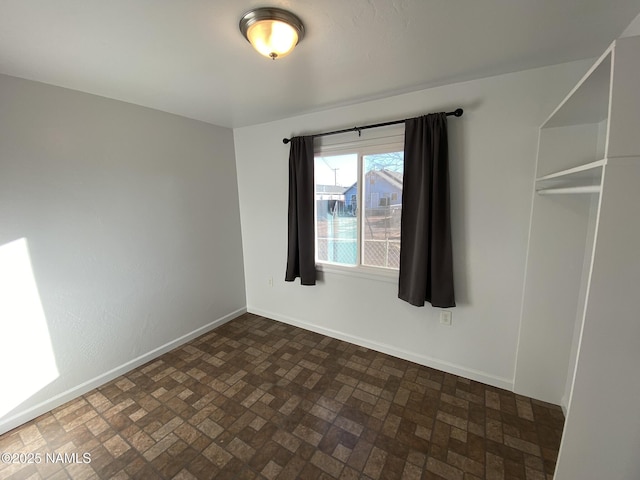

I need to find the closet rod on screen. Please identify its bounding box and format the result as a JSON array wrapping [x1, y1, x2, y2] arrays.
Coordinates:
[[282, 108, 463, 144]]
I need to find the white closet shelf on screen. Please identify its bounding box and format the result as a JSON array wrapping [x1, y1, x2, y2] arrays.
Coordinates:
[[535, 159, 606, 194], [537, 185, 601, 195], [536, 159, 607, 182]]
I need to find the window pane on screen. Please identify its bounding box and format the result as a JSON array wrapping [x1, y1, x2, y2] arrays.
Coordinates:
[[315, 154, 358, 266], [362, 152, 404, 269]]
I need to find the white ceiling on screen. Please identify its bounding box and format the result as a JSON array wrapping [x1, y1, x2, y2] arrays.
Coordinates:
[[1, 0, 639, 128]]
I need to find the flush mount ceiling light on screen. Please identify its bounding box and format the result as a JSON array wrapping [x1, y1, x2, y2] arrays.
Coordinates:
[[239, 7, 305, 60]]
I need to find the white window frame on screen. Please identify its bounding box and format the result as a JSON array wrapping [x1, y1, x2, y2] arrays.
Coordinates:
[[314, 132, 404, 283]]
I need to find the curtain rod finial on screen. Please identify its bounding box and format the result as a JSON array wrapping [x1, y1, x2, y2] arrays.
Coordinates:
[[283, 138, 291, 144], [453, 108, 463, 117]]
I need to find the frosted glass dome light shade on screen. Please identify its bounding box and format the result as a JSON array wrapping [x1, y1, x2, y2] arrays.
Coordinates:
[[247, 20, 298, 59], [240, 8, 305, 60]]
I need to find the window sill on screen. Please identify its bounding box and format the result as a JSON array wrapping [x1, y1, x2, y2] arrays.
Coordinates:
[[316, 263, 398, 284]]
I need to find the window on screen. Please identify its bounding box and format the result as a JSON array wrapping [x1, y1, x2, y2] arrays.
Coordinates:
[[314, 143, 404, 271]]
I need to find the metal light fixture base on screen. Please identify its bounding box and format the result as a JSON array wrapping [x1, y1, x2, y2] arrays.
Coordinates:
[[239, 7, 305, 60]]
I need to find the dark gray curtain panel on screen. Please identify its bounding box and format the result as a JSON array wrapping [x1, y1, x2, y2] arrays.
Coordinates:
[[399, 113, 455, 307], [285, 136, 316, 285]]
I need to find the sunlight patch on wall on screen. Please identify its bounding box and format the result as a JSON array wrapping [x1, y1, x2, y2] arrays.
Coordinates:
[[0, 238, 59, 417]]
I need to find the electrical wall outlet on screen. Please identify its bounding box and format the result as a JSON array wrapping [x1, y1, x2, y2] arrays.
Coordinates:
[[439, 310, 452, 326]]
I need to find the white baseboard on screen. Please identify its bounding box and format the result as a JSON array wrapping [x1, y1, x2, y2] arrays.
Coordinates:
[[248, 306, 513, 391], [0, 307, 246, 435], [560, 395, 569, 416]]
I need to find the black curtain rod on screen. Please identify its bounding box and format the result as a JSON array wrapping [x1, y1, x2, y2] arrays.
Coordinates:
[[282, 108, 463, 144]]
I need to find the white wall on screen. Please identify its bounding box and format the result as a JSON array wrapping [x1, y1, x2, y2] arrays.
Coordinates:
[[621, 12, 640, 37], [0, 74, 246, 434], [554, 159, 640, 480], [234, 60, 591, 391], [562, 194, 600, 412]]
